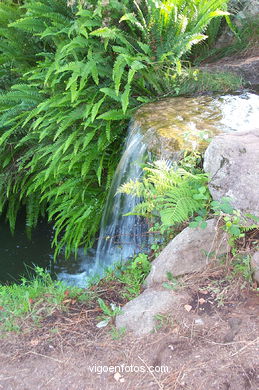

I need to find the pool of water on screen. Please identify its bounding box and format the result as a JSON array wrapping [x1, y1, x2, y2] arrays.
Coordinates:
[[0, 212, 97, 285], [0, 213, 55, 283]]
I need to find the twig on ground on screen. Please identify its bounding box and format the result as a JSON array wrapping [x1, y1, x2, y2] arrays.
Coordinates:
[[25, 351, 64, 363], [138, 355, 164, 390], [230, 337, 259, 357]]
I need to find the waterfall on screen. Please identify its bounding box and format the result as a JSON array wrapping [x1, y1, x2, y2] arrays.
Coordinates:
[[58, 122, 151, 286], [94, 123, 149, 271]]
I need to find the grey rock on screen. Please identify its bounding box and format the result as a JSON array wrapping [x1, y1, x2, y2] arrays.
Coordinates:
[[204, 130, 259, 217], [115, 288, 184, 336], [242, 0, 259, 17], [251, 251, 259, 283], [145, 219, 229, 288]]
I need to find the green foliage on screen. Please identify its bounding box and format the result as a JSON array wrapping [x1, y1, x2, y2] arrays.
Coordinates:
[[154, 313, 174, 330], [103, 252, 151, 300], [189, 215, 208, 229], [110, 325, 126, 340], [193, 14, 259, 65], [231, 254, 254, 284], [0, 0, 230, 256], [0, 255, 152, 333], [118, 160, 210, 228], [97, 298, 121, 317], [96, 298, 121, 328], [176, 69, 244, 95], [189, 197, 259, 250], [162, 271, 181, 290], [211, 197, 259, 248], [211, 197, 235, 214], [0, 266, 86, 332], [118, 253, 151, 299]]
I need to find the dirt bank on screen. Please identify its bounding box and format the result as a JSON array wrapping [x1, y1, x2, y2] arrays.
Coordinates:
[[1, 265, 258, 390]]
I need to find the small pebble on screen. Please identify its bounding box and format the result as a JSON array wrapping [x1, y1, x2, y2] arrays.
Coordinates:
[[194, 318, 204, 326]]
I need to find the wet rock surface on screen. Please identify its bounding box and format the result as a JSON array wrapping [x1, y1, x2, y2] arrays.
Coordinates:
[[134, 96, 222, 157], [133, 92, 259, 159]]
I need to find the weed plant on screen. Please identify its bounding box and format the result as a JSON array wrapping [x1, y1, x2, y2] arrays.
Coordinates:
[[0, 267, 88, 331], [0, 252, 153, 332]]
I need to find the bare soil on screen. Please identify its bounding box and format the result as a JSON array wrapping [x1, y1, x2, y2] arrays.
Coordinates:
[[0, 264, 258, 390], [199, 47, 259, 86]]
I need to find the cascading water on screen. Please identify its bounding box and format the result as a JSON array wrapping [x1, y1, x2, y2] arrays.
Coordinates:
[[94, 124, 149, 271], [58, 122, 152, 286], [2, 91, 259, 285]]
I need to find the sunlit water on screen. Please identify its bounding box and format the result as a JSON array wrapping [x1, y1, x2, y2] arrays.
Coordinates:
[[1, 91, 259, 286]]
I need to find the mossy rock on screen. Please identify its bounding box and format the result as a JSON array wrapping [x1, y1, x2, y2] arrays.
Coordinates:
[[133, 93, 259, 159], [134, 96, 222, 158]]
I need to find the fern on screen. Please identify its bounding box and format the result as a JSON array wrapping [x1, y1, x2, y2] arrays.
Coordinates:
[[0, 0, 230, 257], [118, 160, 211, 227], [157, 187, 205, 225]]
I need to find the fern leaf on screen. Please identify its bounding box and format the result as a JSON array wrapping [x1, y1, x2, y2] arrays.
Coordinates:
[[98, 109, 129, 121], [113, 54, 127, 95], [91, 97, 105, 122], [121, 83, 131, 113]]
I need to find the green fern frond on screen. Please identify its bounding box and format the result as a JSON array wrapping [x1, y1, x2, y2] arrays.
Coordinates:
[[118, 160, 210, 227]]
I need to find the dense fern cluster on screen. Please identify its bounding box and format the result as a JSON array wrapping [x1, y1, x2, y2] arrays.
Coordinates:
[[0, 0, 230, 257]]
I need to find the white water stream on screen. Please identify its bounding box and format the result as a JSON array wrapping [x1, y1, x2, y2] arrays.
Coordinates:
[[58, 123, 152, 286]]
